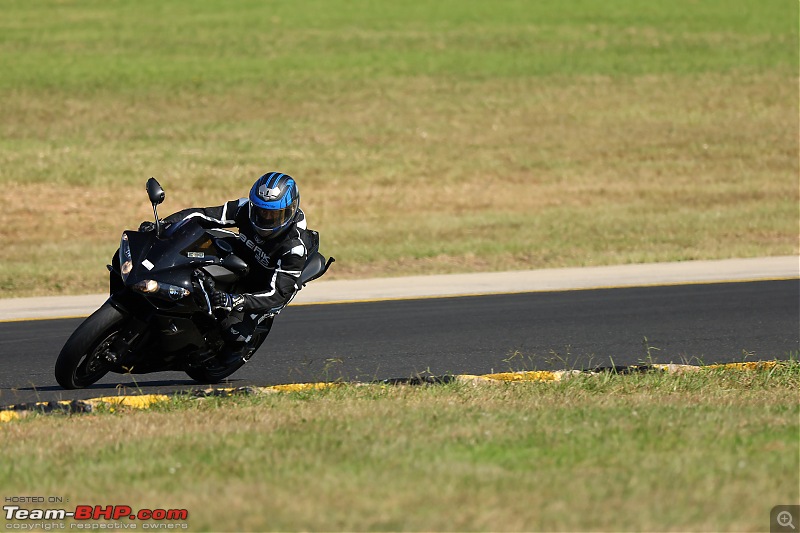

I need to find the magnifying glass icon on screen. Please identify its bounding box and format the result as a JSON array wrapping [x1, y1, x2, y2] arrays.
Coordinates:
[[778, 511, 796, 530]]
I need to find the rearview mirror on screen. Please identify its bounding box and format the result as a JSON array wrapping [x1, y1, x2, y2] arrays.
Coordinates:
[[146, 178, 165, 206], [146, 178, 166, 238]]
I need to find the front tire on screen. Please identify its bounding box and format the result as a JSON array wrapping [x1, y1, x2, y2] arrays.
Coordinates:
[[55, 301, 126, 389]]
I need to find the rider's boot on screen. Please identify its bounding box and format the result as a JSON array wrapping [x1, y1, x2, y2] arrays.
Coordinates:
[[218, 323, 257, 366]]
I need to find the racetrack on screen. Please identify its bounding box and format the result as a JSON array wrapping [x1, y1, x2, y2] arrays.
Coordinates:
[[1, 278, 797, 405]]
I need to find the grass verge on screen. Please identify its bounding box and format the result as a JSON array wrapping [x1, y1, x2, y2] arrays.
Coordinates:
[[1, 362, 798, 531]]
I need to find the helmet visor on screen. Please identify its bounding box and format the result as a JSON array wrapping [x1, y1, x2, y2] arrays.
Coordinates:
[[250, 203, 297, 232]]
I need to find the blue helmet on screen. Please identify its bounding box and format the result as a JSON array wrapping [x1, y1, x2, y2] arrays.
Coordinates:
[[248, 172, 300, 238]]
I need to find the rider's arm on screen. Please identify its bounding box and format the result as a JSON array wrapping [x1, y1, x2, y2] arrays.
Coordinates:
[[163, 198, 246, 228], [239, 237, 308, 315]]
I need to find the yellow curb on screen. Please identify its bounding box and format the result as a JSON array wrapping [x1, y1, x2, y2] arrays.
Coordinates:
[[480, 371, 562, 382], [706, 361, 779, 371], [455, 370, 580, 384], [0, 411, 21, 423], [85, 394, 171, 409], [265, 382, 343, 393], [647, 361, 780, 373]]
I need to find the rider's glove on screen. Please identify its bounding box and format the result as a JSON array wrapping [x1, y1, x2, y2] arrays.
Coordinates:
[[211, 291, 245, 313]]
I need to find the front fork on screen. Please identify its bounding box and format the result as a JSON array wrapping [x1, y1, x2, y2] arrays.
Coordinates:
[[104, 316, 149, 367]]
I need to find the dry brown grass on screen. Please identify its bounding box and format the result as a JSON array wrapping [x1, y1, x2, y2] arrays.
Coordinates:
[[1, 73, 797, 296]]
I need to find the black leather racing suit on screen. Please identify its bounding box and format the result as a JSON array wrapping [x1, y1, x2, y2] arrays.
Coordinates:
[[163, 199, 310, 345]]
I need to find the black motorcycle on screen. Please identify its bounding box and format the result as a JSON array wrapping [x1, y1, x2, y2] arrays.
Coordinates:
[[54, 178, 334, 389]]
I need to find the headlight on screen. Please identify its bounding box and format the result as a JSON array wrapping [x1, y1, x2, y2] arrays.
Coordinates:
[[133, 280, 190, 301], [135, 279, 159, 293], [119, 233, 133, 281]]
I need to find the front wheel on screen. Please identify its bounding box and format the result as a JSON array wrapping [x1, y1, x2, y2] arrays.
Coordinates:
[[55, 301, 126, 389]]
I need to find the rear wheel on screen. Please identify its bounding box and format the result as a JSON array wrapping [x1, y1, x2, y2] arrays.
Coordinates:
[[184, 359, 246, 384], [185, 329, 269, 384], [54, 301, 126, 389]]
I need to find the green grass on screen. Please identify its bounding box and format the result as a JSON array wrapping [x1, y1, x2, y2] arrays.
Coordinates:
[[2, 364, 799, 531], [1, 0, 793, 90], [0, 0, 797, 297]]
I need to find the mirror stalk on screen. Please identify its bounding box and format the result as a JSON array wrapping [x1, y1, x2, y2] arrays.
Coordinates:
[[153, 203, 162, 238]]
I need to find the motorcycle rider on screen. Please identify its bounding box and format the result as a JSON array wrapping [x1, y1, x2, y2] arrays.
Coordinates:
[[148, 171, 311, 364]]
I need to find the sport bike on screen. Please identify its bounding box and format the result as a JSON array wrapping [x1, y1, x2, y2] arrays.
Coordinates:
[[55, 178, 334, 389]]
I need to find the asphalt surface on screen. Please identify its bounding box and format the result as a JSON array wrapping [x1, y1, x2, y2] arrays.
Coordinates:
[[1, 279, 798, 405]]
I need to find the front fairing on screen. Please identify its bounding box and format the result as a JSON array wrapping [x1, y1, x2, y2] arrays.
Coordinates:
[[121, 222, 234, 313]]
